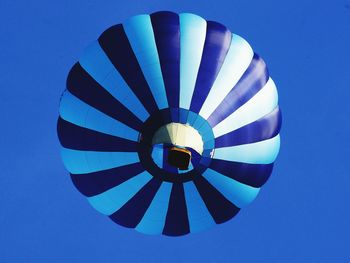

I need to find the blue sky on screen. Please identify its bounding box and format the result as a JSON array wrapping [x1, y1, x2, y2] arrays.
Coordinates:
[[1, 0, 349, 262]]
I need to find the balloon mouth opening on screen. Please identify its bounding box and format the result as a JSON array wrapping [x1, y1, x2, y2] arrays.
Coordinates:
[[168, 147, 192, 170], [137, 108, 215, 182], [151, 122, 204, 155]]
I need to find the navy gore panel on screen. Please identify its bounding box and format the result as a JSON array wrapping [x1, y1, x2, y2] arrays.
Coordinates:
[[214, 106, 282, 148], [193, 175, 240, 224], [189, 21, 232, 113], [98, 24, 159, 115], [70, 163, 145, 197], [151, 11, 180, 109], [162, 183, 190, 236], [66, 63, 143, 131], [207, 54, 269, 127], [57, 117, 138, 152], [209, 159, 274, 188], [109, 178, 162, 228]]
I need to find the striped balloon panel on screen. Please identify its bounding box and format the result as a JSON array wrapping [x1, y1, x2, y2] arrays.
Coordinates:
[[58, 11, 281, 236]]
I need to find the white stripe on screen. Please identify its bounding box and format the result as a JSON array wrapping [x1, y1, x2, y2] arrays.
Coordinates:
[[199, 34, 253, 119], [213, 78, 278, 138]]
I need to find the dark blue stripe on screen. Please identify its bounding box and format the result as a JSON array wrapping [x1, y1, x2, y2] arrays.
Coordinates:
[[179, 108, 189, 124], [162, 145, 179, 174], [139, 108, 173, 145], [162, 183, 190, 236], [67, 63, 143, 131], [57, 117, 138, 152], [109, 178, 162, 228], [215, 107, 282, 148], [170, 107, 179, 123], [70, 162, 145, 197], [137, 108, 213, 183], [199, 156, 212, 167], [189, 21, 232, 113], [193, 175, 240, 224], [190, 150, 202, 167], [209, 159, 274, 188], [138, 144, 198, 183], [207, 53, 269, 127], [151, 11, 180, 109], [98, 24, 159, 115]]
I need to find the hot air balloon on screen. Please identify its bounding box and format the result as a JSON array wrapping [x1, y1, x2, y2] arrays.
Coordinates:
[[57, 11, 282, 236]]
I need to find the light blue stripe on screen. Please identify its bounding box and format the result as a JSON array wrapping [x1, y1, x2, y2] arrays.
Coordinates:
[[192, 116, 206, 131], [79, 41, 149, 122], [213, 78, 278, 138], [184, 181, 215, 233], [123, 15, 168, 109], [203, 168, 260, 208], [61, 148, 139, 174], [199, 34, 254, 118], [151, 145, 164, 168], [197, 122, 212, 138], [213, 135, 281, 164], [187, 115, 215, 148], [136, 182, 172, 235], [59, 91, 139, 141], [186, 111, 198, 126], [87, 171, 152, 215], [179, 13, 207, 109], [195, 121, 214, 145], [203, 139, 215, 150]]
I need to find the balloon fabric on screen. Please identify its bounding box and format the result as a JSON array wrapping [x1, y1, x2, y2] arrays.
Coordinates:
[[57, 11, 282, 236]]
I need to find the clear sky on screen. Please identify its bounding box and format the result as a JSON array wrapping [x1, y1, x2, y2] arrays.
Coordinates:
[[1, 0, 349, 262]]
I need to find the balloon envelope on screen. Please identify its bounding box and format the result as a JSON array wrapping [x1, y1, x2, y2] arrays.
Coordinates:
[[57, 11, 282, 236]]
